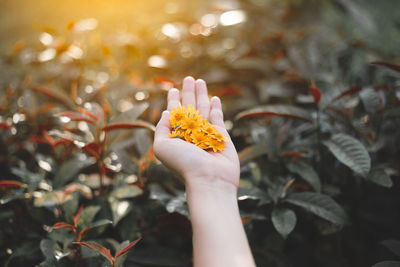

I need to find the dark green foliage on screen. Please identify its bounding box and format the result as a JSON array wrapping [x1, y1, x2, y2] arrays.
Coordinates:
[[0, 0, 399, 266]]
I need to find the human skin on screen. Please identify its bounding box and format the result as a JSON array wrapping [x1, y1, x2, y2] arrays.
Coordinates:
[[153, 76, 256, 267]]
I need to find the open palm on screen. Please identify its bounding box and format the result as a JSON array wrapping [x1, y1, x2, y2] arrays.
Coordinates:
[[153, 77, 240, 188]]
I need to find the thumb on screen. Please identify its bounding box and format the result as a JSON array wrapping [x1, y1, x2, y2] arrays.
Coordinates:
[[154, 110, 171, 141]]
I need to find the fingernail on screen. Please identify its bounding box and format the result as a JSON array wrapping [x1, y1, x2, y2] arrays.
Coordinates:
[[195, 78, 205, 84], [184, 76, 195, 82]]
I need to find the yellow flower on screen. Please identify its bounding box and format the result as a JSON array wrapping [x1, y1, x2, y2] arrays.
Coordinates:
[[211, 131, 228, 142], [169, 129, 184, 138], [168, 105, 226, 152], [169, 106, 186, 127], [181, 115, 201, 133], [206, 137, 226, 152], [191, 130, 207, 145], [203, 124, 217, 135]]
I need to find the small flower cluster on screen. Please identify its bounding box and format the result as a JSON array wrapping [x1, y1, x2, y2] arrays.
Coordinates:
[[168, 105, 227, 152]]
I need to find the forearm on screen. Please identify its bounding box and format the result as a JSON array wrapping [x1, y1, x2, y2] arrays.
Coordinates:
[[186, 179, 256, 267]]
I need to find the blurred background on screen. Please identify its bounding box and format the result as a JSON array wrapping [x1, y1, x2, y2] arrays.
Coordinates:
[[0, 0, 400, 266]]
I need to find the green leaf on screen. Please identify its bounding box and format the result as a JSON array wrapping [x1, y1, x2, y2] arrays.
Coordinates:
[[285, 192, 347, 225], [79, 219, 113, 240], [34, 191, 70, 207], [54, 154, 95, 188], [372, 261, 400, 267], [286, 161, 321, 192], [323, 133, 371, 177], [271, 208, 297, 239], [40, 239, 69, 262], [367, 168, 393, 188], [109, 185, 143, 200], [75, 242, 114, 264], [109, 199, 132, 226], [77, 206, 101, 229]]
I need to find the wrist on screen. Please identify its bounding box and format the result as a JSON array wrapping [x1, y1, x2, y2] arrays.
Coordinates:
[[185, 177, 238, 198]]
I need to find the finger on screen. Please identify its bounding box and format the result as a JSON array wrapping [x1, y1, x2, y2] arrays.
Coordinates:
[[154, 110, 171, 141], [195, 79, 210, 120], [210, 96, 225, 128], [167, 88, 180, 111], [182, 76, 196, 107]]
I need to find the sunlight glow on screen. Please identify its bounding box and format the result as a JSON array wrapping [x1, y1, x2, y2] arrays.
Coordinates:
[[201, 13, 218, 28], [38, 48, 56, 62], [39, 32, 53, 46], [148, 55, 167, 68], [220, 10, 247, 26], [162, 23, 180, 39], [74, 18, 98, 32]]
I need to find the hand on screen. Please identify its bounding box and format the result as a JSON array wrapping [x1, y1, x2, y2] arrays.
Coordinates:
[[153, 76, 240, 191]]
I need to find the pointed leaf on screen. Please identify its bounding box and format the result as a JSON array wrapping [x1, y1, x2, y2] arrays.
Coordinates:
[[323, 133, 371, 177], [0, 180, 24, 188], [102, 121, 155, 132], [115, 237, 141, 259], [286, 161, 321, 192], [285, 192, 346, 225], [82, 142, 102, 159], [109, 200, 132, 226], [51, 222, 76, 233], [309, 81, 322, 104], [31, 85, 74, 108], [75, 107, 98, 121], [235, 105, 312, 122], [371, 61, 400, 73], [238, 144, 269, 165], [74, 242, 114, 263], [78, 219, 112, 240], [333, 85, 362, 101], [57, 112, 97, 124], [74, 206, 84, 226], [367, 168, 393, 188], [271, 208, 297, 239], [109, 185, 143, 200], [77, 205, 101, 228]]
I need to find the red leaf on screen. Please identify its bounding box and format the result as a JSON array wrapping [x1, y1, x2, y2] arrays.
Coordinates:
[[52, 222, 77, 233], [82, 142, 102, 159], [74, 206, 84, 226], [235, 105, 312, 122], [31, 85, 74, 107], [28, 136, 48, 144], [371, 61, 400, 73], [32, 103, 57, 118], [333, 85, 362, 101], [309, 81, 322, 104], [75, 242, 114, 263], [154, 76, 176, 88], [54, 139, 73, 147], [0, 180, 24, 188], [214, 86, 242, 97], [115, 237, 142, 259], [0, 123, 11, 130], [102, 121, 155, 132], [57, 112, 97, 124], [75, 107, 98, 122], [43, 130, 55, 146]]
